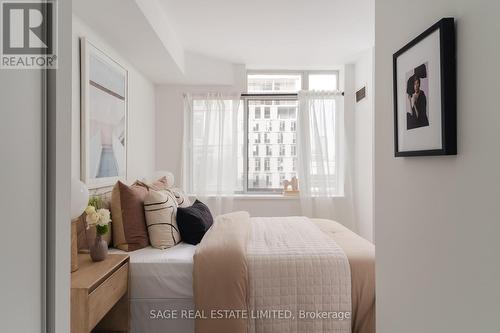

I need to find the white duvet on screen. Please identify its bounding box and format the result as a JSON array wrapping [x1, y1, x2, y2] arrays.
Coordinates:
[[247, 216, 352, 333]]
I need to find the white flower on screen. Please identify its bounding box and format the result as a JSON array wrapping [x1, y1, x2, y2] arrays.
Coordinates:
[[86, 211, 100, 226], [85, 205, 96, 215], [97, 208, 111, 226]]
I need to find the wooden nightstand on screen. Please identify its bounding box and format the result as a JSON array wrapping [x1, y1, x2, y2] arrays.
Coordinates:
[[71, 254, 130, 333]]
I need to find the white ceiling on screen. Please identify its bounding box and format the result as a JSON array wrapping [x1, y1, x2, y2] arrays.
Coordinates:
[[73, 0, 374, 84], [158, 0, 374, 69]]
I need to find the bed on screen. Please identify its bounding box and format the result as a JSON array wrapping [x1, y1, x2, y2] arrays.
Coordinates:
[[109, 243, 197, 332], [111, 216, 374, 333]]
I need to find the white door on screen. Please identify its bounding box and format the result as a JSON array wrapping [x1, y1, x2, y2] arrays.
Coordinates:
[[0, 70, 45, 331]]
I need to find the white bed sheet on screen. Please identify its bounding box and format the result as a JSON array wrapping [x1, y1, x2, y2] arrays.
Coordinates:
[[110, 242, 196, 299]]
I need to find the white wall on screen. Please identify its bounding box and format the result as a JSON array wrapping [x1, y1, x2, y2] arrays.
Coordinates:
[[352, 48, 374, 242], [375, 1, 500, 332], [72, 15, 156, 182]]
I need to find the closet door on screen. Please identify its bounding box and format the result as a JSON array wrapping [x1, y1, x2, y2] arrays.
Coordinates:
[[0, 70, 45, 332]]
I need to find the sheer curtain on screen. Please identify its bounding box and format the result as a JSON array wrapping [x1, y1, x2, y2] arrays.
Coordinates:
[[182, 92, 242, 215], [297, 90, 354, 222]]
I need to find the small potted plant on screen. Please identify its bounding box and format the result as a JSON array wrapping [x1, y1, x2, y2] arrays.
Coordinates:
[[85, 200, 111, 262]]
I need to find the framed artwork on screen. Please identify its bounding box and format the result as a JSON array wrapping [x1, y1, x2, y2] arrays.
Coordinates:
[[393, 18, 456, 157], [80, 37, 128, 188]]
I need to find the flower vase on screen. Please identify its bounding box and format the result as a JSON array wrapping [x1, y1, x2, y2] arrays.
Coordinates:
[[90, 234, 108, 262]]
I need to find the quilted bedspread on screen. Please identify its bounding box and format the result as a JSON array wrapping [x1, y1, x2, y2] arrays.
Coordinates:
[[247, 216, 352, 333]]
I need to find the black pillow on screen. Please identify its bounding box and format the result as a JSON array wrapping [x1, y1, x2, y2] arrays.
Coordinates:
[[176, 200, 214, 245]]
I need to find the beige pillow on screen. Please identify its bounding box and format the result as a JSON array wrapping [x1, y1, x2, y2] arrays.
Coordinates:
[[149, 176, 171, 191], [144, 189, 181, 249], [167, 187, 191, 208]]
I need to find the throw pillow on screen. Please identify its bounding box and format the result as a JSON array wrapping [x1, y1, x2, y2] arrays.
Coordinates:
[[111, 181, 149, 251], [176, 200, 213, 245], [144, 189, 181, 249]]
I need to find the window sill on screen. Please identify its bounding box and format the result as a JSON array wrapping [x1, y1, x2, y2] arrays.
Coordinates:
[[233, 194, 299, 200], [187, 194, 346, 200], [188, 194, 299, 200]]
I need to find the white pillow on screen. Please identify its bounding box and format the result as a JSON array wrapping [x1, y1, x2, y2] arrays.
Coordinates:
[[167, 187, 191, 208], [143, 189, 180, 249]]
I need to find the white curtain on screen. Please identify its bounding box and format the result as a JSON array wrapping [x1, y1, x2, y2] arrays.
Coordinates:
[[297, 90, 354, 222], [182, 92, 241, 215]]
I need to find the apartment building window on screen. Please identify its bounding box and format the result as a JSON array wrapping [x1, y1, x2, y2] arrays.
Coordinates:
[[253, 145, 259, 157], [279, 121, 286, 132], [254, 133, 261, 144], [266, 121, 273, 132], [255, 107, 261, 119], [264, 107, 271, 119], [264, 158, 270, 171], [279, 145, 286, 156], [266, 145, 272, 156], [266, 174, 272, 187], [255, 158, 261, 171], [277, 158, 283, 172], [279, 173, 286, 185], [253, 174, 260, 187], [264, 133, 271, 144]]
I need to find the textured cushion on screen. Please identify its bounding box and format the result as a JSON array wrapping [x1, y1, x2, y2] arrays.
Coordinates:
[[144, 189, 181, 249], [111, 181, 149, 251], [167, 187, 191, 208], [149, 176, 170, 191], [176, 200, 213, 245]]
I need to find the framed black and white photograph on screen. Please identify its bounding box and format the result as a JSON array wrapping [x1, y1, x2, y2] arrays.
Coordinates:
[[80, 37, 128, 188], [393, 18, 456, 157]]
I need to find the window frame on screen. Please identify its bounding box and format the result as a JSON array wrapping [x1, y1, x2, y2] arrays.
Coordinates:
[[246, 69, 340, 92], [241, 70, 340, 195]]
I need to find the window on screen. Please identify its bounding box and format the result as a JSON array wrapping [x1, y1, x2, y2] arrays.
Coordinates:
[[247, 97, 298, 192], [277, 158, 284, 172], [184, 95, 244, 194], [266, 145, 272, 156], [279, 173, 286, 185], [254, 133, 261, 144], [253, 174, 260, 187], [264, 158, 270, 171], [254, 107, 261, 119], [254, 158, 261, 171], [184, 71, 339, 195], [265, 174, 272, 187], [278, 132, 284, 144], [279, 145, 286, 156], [253, 145, 259, 157], [264, 133, 270, 144], [266, 121, 273, 132], [279, 121, 286, 132], [264, 107, 271, 119], [247, 74, 302, 93]]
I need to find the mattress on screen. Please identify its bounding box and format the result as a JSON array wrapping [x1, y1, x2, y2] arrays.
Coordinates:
[[109, 242, 196, 299]]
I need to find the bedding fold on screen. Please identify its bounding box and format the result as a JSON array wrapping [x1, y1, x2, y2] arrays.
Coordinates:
[[193, 211, 251, 333]]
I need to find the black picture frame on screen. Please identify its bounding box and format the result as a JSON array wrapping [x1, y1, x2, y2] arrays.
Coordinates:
[[393, 18, 456, 157]]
